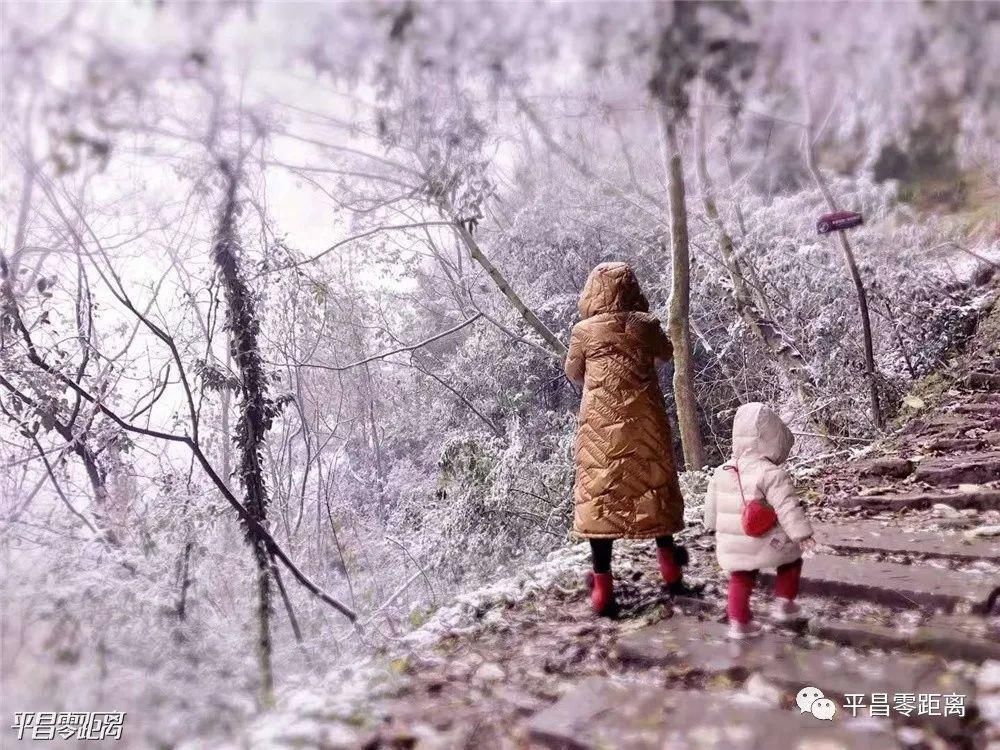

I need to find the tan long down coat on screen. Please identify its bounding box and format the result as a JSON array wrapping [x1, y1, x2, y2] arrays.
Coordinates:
[[564, 262, 685, 539], [703, 403, 813, 572]]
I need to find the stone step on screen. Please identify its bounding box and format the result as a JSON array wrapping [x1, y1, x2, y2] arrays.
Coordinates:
[[922, 436, 986, 453], [617, 615, 790, 672], [615, 616, 975, 736], [814, 522, 1000, 560], [526, 676, 901, 750], [669, 594, 719, 617], [809, 618, 1000, 663], [924, 613, 1000, 648], [914, 451, 1000, 485], [856, 457, 914, 479], [908, 412, 989, 436], [831, 488, 1000, 512], [758, 554, 1000, 613], [954, 402, 1000, 416], [751, 642, 974, 738], [958, 393, 1000, 407], [968, 371, 1000, 391]]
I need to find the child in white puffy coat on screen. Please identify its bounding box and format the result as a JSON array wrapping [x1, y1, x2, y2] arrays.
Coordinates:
[[703, 403, 816, 639]]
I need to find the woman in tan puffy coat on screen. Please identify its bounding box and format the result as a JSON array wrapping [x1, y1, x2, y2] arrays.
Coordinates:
[[703, 402, 815, 638], [564, 262, 690, 615]]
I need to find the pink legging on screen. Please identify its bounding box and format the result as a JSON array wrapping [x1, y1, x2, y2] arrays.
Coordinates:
[[727, 558, 803, 625]]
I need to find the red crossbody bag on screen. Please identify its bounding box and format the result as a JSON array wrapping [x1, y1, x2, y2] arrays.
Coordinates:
[[723, 461, 778, 537]]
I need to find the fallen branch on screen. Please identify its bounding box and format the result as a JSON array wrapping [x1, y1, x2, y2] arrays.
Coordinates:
[[358, 570, 424, 627], [268, 221, 455, 273], [319, 314, 483, 372], [451, 219, 567, 359]]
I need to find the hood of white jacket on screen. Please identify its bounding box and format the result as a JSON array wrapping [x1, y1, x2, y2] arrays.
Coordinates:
[[731, 402, 794, 465]]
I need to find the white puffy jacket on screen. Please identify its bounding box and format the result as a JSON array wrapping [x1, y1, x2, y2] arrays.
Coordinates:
[[703, 403, 813, 572]]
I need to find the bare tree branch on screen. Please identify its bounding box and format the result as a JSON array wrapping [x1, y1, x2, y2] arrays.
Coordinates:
[[294, 313, 482, 372]]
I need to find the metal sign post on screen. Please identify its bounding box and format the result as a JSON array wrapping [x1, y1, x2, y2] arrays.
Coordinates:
[[815, 209, 884, 430]]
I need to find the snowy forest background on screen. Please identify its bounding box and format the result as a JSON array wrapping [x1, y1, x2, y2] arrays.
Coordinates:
[[1, 1, 999, 746]]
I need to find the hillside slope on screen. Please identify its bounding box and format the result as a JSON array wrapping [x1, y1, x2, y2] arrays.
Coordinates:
[[232, 289, 1000, 750]]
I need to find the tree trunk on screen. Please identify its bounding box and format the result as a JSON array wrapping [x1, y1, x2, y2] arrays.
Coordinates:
[[71, 438, 114, 531], [176, 540, 194, 620], [657, 108, 706, 470], [220, 345, 233, 490], [694, 106, 835, 442], [7, 161, 36, 283], [212, 160, 274, 707], [803, 134, 883, 429], [453, 221, 567, 359]]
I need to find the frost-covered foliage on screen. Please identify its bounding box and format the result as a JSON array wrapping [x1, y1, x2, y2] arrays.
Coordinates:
[[0, 478, 335, 747], [699, 175, 987, 433], [1, 1, 998, 746]]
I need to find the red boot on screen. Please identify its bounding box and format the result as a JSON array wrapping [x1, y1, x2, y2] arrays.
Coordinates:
[[657, 547, 682, 585], [658, 545, 704, 596], [585, 571, 616, 616]]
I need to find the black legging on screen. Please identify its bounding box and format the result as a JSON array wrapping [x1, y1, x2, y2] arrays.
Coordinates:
[[590, 535, 674, 574]]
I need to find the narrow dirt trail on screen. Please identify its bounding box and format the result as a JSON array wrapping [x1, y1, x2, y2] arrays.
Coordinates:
[[255, 297, 1000, 750]]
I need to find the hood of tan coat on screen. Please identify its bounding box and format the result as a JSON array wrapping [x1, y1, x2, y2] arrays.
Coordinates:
[[578, 262, 649, 319], [731, 402, 794, 465]]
